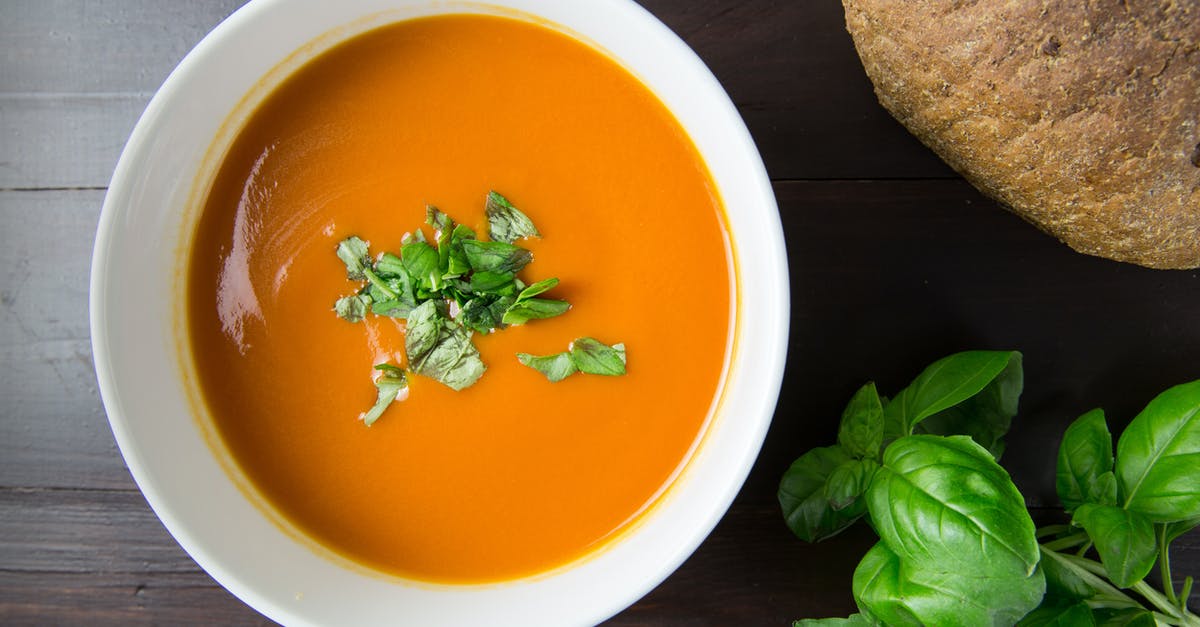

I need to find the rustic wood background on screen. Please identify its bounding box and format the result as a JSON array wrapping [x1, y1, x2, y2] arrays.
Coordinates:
[[1, 1, 1196, 624]]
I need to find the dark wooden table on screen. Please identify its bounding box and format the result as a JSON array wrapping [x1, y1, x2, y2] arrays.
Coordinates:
[[1, 1, 1196, 624]]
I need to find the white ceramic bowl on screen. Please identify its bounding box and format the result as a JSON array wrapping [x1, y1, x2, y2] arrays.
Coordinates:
[[91, 0, 788, 624]]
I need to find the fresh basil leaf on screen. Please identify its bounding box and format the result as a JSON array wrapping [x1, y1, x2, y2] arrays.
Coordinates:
[[516, 277, 559, 300], [1116, 380, 1200, 522], [334, 293, 370, 323], [445, 224, 476, 278], [458, 297, 501, 334], [914, 352, 1023, 459], [1057, 408, 1115, 513], [373, 252, 406, 278], [852, 541, 922, 627], [1038, 546, 1098, 603], [363, 364, 407, 426], [405, 300, 485, 391], [569, 338, 626, 376], [838, 382, 884, 459], [779, 445, 867, 542], [425, 204, 454, 236], [1071, 503, 1157, 588], [467, 270, 516, 294], [824, 458, 879, 512], [1091, 608, 1157, 626], [486, 190, 540, 244], [336, 236, 371, 280], [487, 295, 516, 326], [401, 241, 441, 291], [793, 615, 877, 627], [881, 351, 1021, 441], [502, 298, 570, 325], [861, 435, 1044, 624], [516, 351, 577, 383], [461, 239, 533, 274], [371, 298, 413, 318], [401, 229, 427, 245], [867, 435, 1041, 576], [1016, 602, 1096, 626], [1088, 471, 1119, 508], [1163, 517, 1200, 544], [852, 538, 1045, 627]]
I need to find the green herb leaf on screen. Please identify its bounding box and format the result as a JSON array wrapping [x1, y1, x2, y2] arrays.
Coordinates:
[[793, 615, 877, 627], [405, 300, 485, 391], [336, 236, 372, 280], [851, 541, 922, 626], [1057, 408, 1116, 513], [502, 297, 570, 325], [401, 241, 441, 291], [1091, 608, 1157, 626], [824, 458, 879, 512], [881, 351, 1021, 442], [913, 352, 1023, 459], [1039, 546, 1099, 603], [425, 204, 453, 235], [465, 270, 516, 295], [1071, 503, 1157, 588], [838, 382, 884, 459], [461, 239, 533, 274], [570, 338, 626, 376], [862, 435, 1044, 623], [851, 536, 1045, 627], [516, 277, 559, 300], [371, 298, 413, 318], [334, 294, 371, 323], [778, 445, 867, 542], [445, 224, 476, 278], [458, 297, 502, 334], [1016, 601, 1096, 626], [363, 364, 407, 426], [1116, 380, 1200, 522], [486, 190, 540, 244], [516, 351, 577, 383], [868, 435, 1041, 575]]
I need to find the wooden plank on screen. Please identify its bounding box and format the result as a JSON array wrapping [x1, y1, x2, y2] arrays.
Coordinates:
[[0, 488, 194, 574], [0, 0, 953, 189], [0, 0, 244, 94], [2, 488, 1192, 623], [0, 571, 271, 626], [0, 190, 134, 490], [0, 94, 148, 190]]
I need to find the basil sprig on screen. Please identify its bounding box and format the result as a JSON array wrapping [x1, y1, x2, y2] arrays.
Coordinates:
[[331, 191, 625, 424], [517, 337, 627, 382], [781, 352, 1200, 626]]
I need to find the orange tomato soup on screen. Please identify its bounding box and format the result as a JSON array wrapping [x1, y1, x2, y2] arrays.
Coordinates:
[[187, 14, 731, 583]]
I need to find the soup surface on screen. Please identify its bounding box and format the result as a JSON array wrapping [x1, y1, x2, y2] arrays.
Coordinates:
[[188, 13, 731, 583]]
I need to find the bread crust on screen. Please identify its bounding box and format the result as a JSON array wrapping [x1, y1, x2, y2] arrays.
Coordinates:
[[842, 0, 1200, 269]]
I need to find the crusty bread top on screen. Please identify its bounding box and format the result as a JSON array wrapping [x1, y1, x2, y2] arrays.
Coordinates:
[[842, 0, 1199, 268]]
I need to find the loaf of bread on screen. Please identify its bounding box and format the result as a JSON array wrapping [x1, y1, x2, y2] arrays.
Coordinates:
[[842, 0, 1199, 269]]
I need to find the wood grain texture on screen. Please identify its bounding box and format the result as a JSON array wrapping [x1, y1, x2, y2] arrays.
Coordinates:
[[1, 0, 1198, 625]]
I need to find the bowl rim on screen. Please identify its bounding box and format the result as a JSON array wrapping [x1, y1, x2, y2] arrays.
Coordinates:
[[91, 0, 789, 624]]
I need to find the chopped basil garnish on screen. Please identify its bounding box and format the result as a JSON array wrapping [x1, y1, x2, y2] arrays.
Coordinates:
[[461, 239, 533, 274], [517, 337, 627, 382], [405, 301, 485, 391], [363, 364, 407, 426], [486, 191, 540, 244], [336, 236, 372, 281], [570, 338, 627, 376], [516, 352, 577, 383], [332, 193, 622, 424], [334, 294, 371, 323]]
